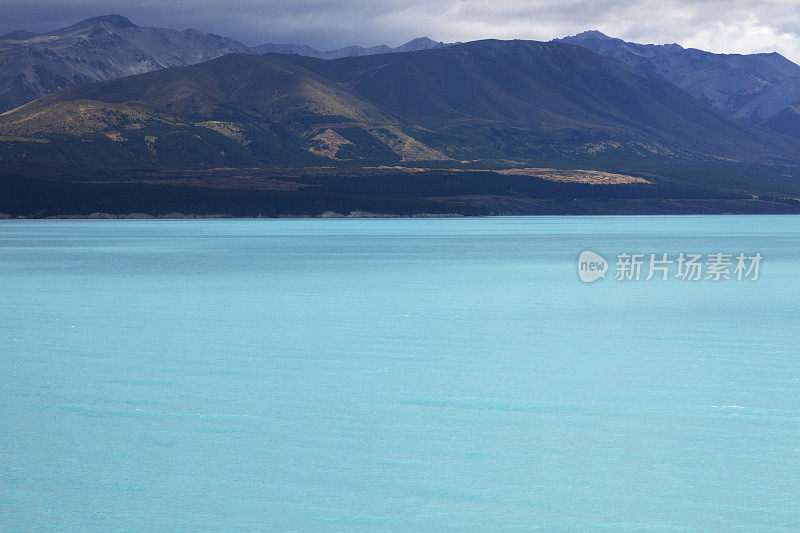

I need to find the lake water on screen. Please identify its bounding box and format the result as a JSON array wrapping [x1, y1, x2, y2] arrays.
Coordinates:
[[1, 216, 799, 531]]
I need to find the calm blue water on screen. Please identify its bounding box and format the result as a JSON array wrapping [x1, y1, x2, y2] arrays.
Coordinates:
[[1, 216, 799, 531]]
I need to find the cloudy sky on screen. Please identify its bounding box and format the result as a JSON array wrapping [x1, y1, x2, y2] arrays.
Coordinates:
[[3, 0, 800, 61]]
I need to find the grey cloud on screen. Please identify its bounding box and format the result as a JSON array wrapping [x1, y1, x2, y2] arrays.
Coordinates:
[[2, 0, 800, 62]]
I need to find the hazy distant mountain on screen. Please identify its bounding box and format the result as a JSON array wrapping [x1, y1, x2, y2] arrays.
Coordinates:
[[556, 30, 685, 65], [0, 14, 251, 113], [556, 31, 800, 137], [3, 40, 797, 171], [0, 14, 451, 115], [0, 30, 39, 40], [254, 37, 449, 59]]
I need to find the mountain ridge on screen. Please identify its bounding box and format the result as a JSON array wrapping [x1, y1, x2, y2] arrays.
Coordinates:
[[254, 37, 450, 59], [556, 30, 800, 137], [3, 40, 799, 173], [6, 13, 800, 144], [0, 14, 252, 113], [0, 14, 452, 114], [285, 39, 799, 163]]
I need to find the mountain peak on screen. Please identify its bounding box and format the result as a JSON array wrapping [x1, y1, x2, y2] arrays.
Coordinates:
[[77, 14, 137, 29], [396, 37, 447, 52], [571, 30, 614, 40], [403, 37, 436, 46]]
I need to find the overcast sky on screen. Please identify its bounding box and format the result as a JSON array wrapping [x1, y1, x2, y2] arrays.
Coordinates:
[[3, 0, 800, 61]]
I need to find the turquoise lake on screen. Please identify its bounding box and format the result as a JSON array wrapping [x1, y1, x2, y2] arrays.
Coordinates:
[[1, 216, 799, 531]]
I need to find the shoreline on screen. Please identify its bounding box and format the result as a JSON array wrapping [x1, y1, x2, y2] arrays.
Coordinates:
[[4, 211, 800, 221], [0, 211, 469, 220]]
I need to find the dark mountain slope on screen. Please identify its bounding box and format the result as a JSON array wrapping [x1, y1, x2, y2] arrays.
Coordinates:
[[288, 40, 800, 163], [39, 53, 390, 124], [0, 53, 447, 167], [761, 104, 800, 138]]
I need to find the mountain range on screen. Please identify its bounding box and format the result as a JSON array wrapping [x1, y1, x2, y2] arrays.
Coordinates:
[[4, 38, 798, 172], [4, 15, 800, 142], [556, 31, 800, 138], [0, 14, 447, 114], [2, 15, 800, 216], [253, 37, 449, 59], [0, 15, 251, 113]]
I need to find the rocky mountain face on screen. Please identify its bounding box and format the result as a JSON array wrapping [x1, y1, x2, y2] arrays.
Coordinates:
[[11, 13, 800, 141], [0, 15, 252, 113], [0, 14, 450, 115], [556, 31, 800, 138], [253, 37, 449, 59]]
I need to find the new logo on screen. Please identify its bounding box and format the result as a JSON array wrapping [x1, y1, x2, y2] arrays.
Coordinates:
[[578, 251, 608, 283]]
